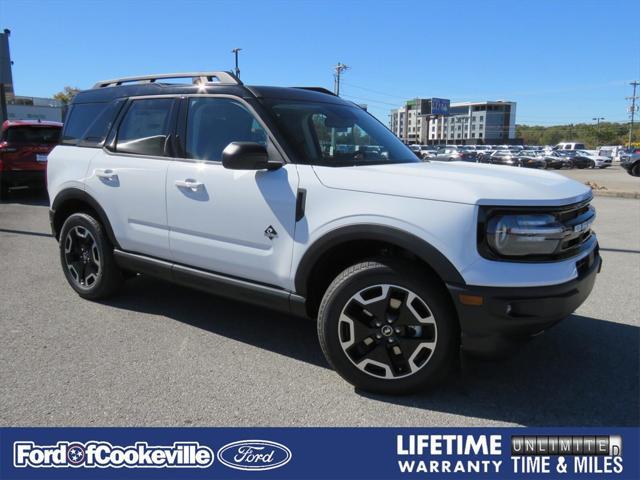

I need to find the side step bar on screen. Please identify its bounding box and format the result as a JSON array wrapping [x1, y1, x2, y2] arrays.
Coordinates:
[[113, 250, 307, 318]]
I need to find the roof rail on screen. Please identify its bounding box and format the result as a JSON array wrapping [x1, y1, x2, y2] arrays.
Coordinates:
[[293, 87, 336, 96], [93, 71, 242, 88]]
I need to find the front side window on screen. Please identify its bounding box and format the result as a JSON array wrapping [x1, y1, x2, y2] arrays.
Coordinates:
[[116, 98, 174, 156], [185, 98, 267, 162], [264, 100, 418, 166]]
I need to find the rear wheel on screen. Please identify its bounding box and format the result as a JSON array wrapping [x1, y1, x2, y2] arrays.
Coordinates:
[[317, 260, 459, 394], [632, 164, 640, 177], [59, 213, 123, 300]]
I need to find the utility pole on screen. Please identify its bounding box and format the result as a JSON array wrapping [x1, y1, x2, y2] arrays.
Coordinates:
[[330, 63, 349, 155], [627, 81, 639, 148], [592, 117, 604, 147], [333, 62, 349, 96], [231, 48, 242, 79]]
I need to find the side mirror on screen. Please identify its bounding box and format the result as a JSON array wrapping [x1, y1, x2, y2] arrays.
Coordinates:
[[222, 142, 282, 170]]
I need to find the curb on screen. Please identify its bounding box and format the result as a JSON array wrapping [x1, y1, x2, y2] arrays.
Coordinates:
[[590, 190, 640, 199]]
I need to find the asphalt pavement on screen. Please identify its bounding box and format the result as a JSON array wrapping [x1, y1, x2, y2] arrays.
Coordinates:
[[0, 191, 638, 427], [556, 165, 639, 197]]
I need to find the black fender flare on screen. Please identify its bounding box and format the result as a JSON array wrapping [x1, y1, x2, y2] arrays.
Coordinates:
[[294, 224, 465, 296], [50, 188, 120, 248]]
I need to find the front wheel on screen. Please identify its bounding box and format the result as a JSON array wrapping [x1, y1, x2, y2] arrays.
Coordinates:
[[632, 164, 640, 177], [59, 213, 123, 300], [317, 260, 459, 394]]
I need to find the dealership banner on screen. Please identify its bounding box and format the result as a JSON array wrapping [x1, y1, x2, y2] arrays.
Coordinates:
[[0, 427, 638, 479]]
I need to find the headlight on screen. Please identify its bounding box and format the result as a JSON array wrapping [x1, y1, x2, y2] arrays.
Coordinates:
[[486, 214, 565, 257]]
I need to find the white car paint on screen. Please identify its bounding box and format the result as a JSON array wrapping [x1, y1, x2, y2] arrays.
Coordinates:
[[290, 164, 594, 289], [165, 161, 299, 287], [311, 161, 590, 206], [49, 145, 595, 291], [84, 149, 172, 260]]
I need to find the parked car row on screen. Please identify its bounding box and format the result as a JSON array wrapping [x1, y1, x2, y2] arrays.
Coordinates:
[[408, 144, 614, 170]]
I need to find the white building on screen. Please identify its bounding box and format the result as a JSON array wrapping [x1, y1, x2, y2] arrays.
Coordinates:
[[7, 96, 64, 122], [389, 99, 517, 145]]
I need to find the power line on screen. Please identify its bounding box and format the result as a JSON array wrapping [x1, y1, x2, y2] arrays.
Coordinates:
[[340, 81, 414, 100], [341, 93, 399, 107]]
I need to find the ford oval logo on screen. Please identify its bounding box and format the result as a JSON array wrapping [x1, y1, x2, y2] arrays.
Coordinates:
[[217, 440, 292, 471]]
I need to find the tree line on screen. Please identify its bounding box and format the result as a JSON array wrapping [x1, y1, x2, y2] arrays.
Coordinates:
[[516, 122, 639, 148]]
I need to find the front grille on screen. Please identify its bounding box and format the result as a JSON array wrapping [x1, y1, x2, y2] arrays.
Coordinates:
[[554, 200, 595, 258]]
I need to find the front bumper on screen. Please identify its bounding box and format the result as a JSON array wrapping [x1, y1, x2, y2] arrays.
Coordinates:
[[447, 246, 601, 355]]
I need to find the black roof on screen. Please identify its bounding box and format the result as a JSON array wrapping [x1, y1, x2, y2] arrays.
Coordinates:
[[72, 82, 350, 106]]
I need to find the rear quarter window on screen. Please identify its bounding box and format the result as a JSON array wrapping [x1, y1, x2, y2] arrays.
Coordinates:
[[62, 102, 121, 147]]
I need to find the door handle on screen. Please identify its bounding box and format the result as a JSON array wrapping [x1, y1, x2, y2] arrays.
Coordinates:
[[95, 168, 118, 180], [175, 179, 204, 191]]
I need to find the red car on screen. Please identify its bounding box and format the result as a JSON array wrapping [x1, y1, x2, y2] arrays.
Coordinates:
[[0, 120, 63, 199]]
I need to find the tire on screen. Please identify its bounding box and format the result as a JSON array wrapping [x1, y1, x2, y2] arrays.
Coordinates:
[[59, 212, 123, 300], [590, 161, 596, 169], [317, 259, 459, 394], [632, 164, 640, 177], [0, 178, 8, 201]]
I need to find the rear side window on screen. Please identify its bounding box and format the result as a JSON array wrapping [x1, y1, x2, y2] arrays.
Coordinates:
[[5, 126, 60, 144], [62, 103, 111, 146], [116, 98, 174, 157]]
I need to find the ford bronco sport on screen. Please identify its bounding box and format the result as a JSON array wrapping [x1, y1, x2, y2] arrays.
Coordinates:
[[48, 71, 600, 394]]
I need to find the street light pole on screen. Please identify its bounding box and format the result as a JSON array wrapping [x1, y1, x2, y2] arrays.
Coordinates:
[[231, 48, 242, 79]]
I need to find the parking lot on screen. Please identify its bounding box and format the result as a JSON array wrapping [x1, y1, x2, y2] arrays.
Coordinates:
[[0, 191, 638, 427], [557, 165, 640, 196]]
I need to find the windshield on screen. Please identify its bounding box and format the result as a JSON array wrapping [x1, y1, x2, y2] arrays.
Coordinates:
[[263, 100, 419, 166], [5, 126, 61, 144]]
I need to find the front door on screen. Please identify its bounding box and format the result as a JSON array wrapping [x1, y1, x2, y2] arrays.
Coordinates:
[[166, 97, 298, 289]]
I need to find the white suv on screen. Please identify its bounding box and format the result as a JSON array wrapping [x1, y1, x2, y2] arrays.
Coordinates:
[[48, 71, 601, 394]]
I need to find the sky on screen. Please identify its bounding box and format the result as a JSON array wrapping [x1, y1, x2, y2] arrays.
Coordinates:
[[1, 0, 639, 125]]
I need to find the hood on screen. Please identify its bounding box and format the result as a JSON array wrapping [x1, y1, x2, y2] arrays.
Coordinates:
[[313, 161, 592, 207]]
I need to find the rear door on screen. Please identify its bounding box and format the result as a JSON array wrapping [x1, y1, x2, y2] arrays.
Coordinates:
[[84, 97, 178, 259], [166, 96, 298, 289]]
